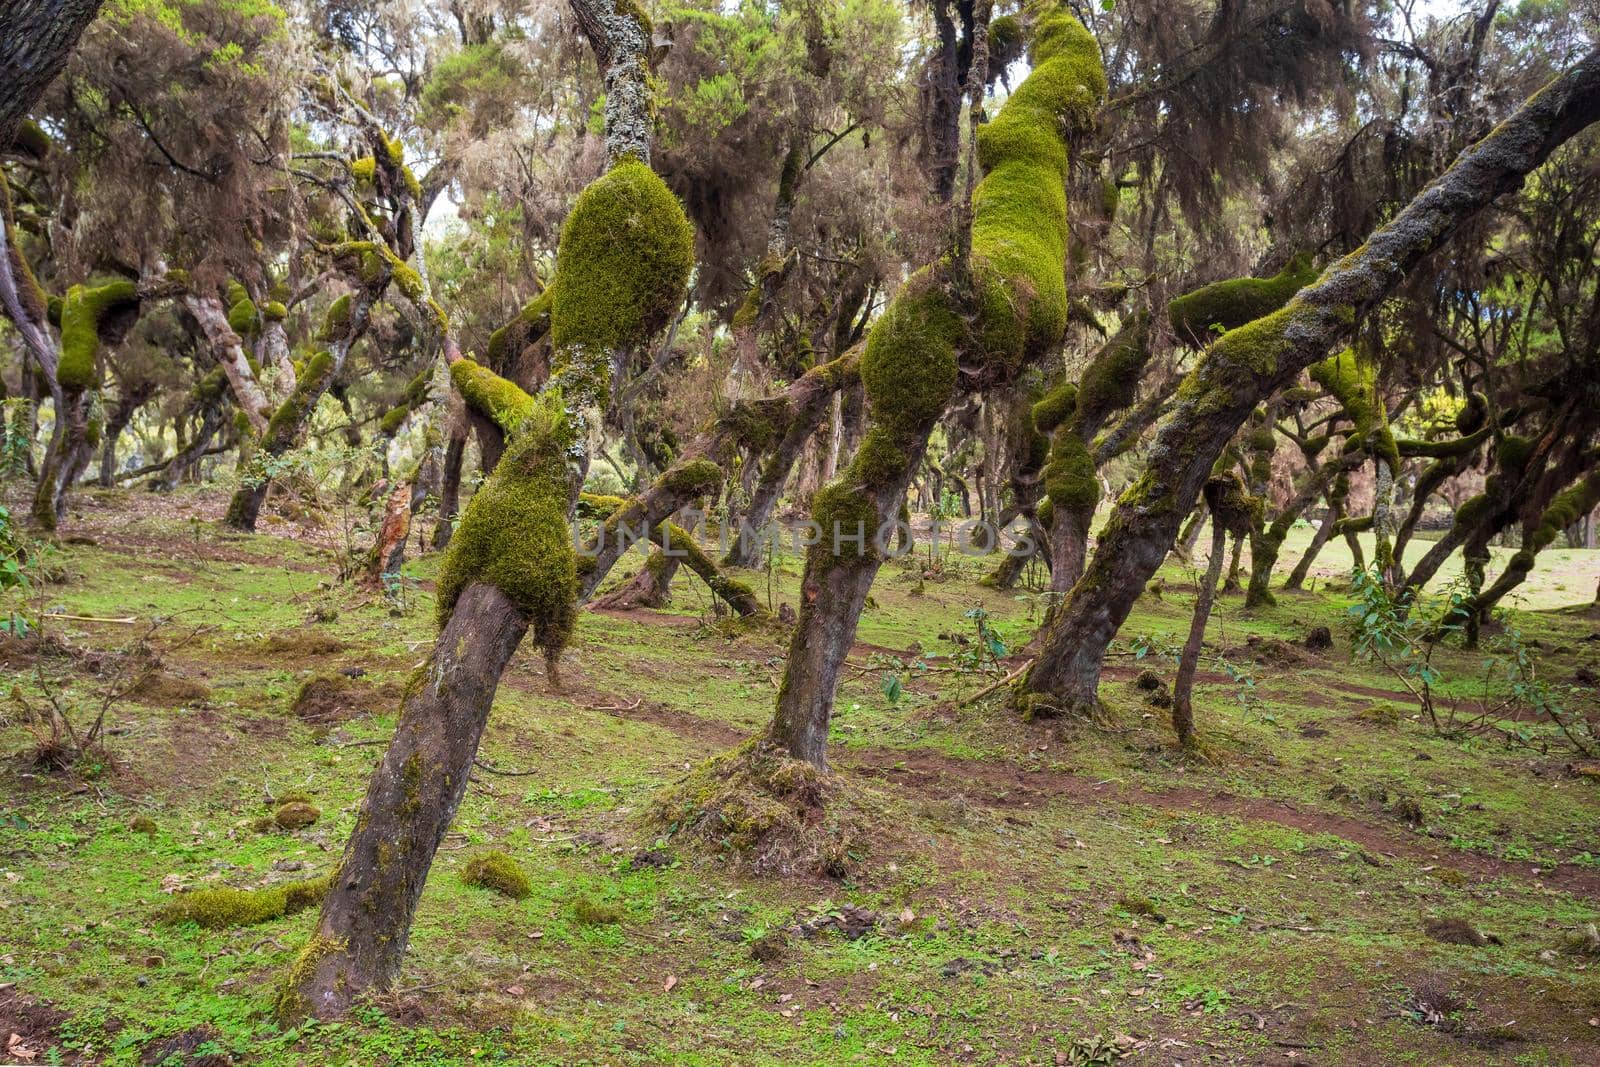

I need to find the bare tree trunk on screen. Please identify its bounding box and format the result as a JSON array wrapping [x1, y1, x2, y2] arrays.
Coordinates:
[[1174, 521, 1227, 748], [1018, 52, 1600, 715], [97, 381, 151, 486], [0, 0, 106, 150], [1284, 472, 1349, 591], [591, 549, 679, 609], [281, 582, 528, 1021], [432, 422, 467, 549]]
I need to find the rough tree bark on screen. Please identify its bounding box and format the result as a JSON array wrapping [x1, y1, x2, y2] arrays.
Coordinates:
[[278, 581, 528, 1021], [1017, 50, 1600, 716], [0, 0, 107, 150]]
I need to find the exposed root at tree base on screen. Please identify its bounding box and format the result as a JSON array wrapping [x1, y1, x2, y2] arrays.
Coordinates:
[[647, 738, 880, 878]]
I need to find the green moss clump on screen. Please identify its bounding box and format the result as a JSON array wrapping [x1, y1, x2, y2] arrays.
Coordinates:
[[318, 294, 352, 343], [550, 160, 695, 406], [860, 280, 962, 435], [572, 897, 624, 925], [485, 289, 553, 368], [451, 358, 535, 432], [968, 10, 1104, 374], [1495, 434, 1533, 473], [261, 300, 287, 322], [349, 156, 376, 183], [1073, 313, 1151, 429], [1527, 470, 1600, 556], [1204, 472, 1256, 535], [158, 873, 330, 929], [1168, 253, 1317, 347], [660, 458, 722, 495], [1044, 428, 1098, 518], [263, 352, 335, 451], [460, 850, 531, 899], [59, 280, 139, 392], [435, 390, 577, 660], [274, 801, 321, 829], [1032, 381, 1077, 435], [1310, 348, 1398, 470], [811, 481, 879, 562], [274, 789, 314, 806], [130, 815, 158, 835], [988, 14, 1024, 66], [227, 293, 260, 338]]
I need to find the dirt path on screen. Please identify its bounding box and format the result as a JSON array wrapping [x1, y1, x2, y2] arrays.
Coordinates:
[[513, 674, 1600, 901]]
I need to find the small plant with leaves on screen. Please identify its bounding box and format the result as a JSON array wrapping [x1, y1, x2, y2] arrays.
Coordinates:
[[1345, 565, 1464, 735]]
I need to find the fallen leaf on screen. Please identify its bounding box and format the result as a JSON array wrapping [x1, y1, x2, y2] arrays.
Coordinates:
[[505, 985, 525, 996], [664, 975, 678, 993], [7, 1032, 38, 1063]]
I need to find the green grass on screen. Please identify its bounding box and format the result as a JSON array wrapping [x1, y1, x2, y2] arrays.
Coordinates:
[[0, 487, 1596, 1064]]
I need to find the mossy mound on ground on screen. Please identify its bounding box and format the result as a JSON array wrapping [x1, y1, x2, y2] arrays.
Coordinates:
[[129, 815, 157, 835], [157, 873, 330, 929], [647, 739, 876, 878], [289, 674, 398, 724], [126, 670, 211, 706], [273, 801, 321, 829], [460, 850, 532, 899]]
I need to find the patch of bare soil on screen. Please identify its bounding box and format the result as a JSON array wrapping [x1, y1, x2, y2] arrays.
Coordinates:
[[839, 746, 1600, 899], [141, 1024, 232, 1066], [0, 987, 90, 1064], [127, 670, 211, 706]]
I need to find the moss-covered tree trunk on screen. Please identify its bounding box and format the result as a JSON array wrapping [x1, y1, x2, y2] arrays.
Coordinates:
[[280, 580, 529, 1021], [288, 0, 693, 1018], [1017, 52, 1600, 715], [768, 7, 1105, 765], [591, 549, 679, 609]]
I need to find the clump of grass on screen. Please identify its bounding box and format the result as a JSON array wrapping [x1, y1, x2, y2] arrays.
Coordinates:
[[129, 814, 157, 835], [460, 850, 531, 899], [158, 873, 330, 929]]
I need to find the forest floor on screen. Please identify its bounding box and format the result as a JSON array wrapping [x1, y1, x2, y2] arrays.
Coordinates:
[[2, 486, 1599, 1065]]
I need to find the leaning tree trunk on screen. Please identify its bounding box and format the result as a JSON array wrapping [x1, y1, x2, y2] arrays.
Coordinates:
[[1017, 50, 1600, 716], [278, 581, 528, 1021], [591, 549, 680, 609], [723, 348, 860, 568], [288, 0, 691, 1020], [1284, 470, 1350, 591], [432, 420, 467, 549], [0, 0, 107, 150], [1174, 517, 1227, 749]]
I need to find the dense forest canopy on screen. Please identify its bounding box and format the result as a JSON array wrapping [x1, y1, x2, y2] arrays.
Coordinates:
[[1, 0, 1599, 1060]]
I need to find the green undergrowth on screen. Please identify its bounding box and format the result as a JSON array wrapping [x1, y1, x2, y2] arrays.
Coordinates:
[[0, 488, 1595, 1064]]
